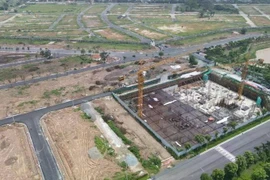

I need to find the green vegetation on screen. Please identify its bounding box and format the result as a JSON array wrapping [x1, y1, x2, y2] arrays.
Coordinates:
[[107, 120, 132, 145], [19, 4, 86, 13], [17, 100, 39, 107], [60, 55, 92, 64], [80, 112, 91, 121], [42, 87, 66, 99], [94, 136, 115, 156], [201, 141, 270, 180], [205, 38, 252, 64]]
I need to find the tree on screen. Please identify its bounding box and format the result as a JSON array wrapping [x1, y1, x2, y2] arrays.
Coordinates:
[[204, 135, 211, 143], [100, 51, 109, 61], [224, 162, 238, 180], [223, 127, 228, 134], [263, 163, 270, 178], [244, 151, 255, 167], [200, 173, 212, 180], [228, 121, 238, 130], [158, 51, 164, 58], [184, 143, 191, 151], [195, 134, 205, 144], [251, 167, 268, 180], [211, 169, 225, 180], [215, 131, 219, 139], [189, 54, 198, 66], [236, 155, 247, 175], [241, 28, 247, 35], [186, 0, 198, 11], [81, 49, 86, 55]]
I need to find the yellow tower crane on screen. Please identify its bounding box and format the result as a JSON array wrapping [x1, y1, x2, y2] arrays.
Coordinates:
[[136, 57, 197, 118], [238, 60, 250, 100]]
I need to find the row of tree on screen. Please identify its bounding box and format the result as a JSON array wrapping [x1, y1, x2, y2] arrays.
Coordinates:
[[201, 141, 270, 180]]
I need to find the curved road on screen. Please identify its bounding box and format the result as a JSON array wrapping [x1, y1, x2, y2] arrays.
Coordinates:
[[0, 33, 262, 90], [100, 4, 152, 43], [0, 92, 111, 180]]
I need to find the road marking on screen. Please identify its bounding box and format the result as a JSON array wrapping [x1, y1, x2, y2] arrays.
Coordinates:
[[215, 146, 236, 162]]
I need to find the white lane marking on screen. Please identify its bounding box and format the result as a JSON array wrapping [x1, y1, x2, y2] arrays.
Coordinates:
[[215, 146, 236, 162]]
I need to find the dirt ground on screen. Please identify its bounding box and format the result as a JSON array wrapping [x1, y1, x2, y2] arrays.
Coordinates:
[[0, 68, 113, 119], [0, 53, 36, 64], [92, 97, 172, 160], [256, 47, 270, 63], [41, 107, 121, 180], [0, 124, 41, 180], [94, 28, 129, 41]]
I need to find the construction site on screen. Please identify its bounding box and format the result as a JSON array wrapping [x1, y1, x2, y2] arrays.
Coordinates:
[[113, 62, 269, 154]]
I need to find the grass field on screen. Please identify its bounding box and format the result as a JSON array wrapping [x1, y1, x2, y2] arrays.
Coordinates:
[[238, 6, 261, 15], [256, 5, 270, 15], [110, 4, 129, 14], [18, 4, 86, 14], [108, 15, 133, 25], [250, 16, 270, 26], [86, 4, 107, 14]]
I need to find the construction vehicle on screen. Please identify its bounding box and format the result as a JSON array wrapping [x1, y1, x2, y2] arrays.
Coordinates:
[[118, 76, 125, 81]]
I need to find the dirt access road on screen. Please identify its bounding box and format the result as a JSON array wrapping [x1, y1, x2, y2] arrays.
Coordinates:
[[41, 107, 121, 180], [93, 97, 172, 161], [0, 124, 41, 180]]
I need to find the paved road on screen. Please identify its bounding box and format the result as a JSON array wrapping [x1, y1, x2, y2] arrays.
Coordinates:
[[0, 33, 262, 90], [77, 5, 95, 36], [156, 119, 270, 180], [49, 14, 66, 30], [233, 4, 257, 27], [0, 92, 111, 180], [0, 54, 66, 69], [100, 4, 152, 43]]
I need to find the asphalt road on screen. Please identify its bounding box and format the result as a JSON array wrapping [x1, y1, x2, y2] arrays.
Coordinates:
[[156, 120, 270, 180], [100, 4, 152, 43], [0, 33, 262, 90], [0, 92, 111, 180]]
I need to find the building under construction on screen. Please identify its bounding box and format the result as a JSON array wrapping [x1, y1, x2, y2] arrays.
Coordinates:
[[113, 68, 269, 154]]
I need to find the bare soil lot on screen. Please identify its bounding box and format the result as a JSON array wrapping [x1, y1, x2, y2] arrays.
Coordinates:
[[256, 47, 270, 63], [93, 97, 172, 160], [0, 68, 112, 119], [94, 28, 131, 41], [42, 107, 120, 180], [0, 124, 41, 180]]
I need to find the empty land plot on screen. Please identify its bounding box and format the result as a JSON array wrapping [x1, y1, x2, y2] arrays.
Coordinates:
[[0, 14, 13, 21], [110, 4, 129, 14], [93, 97, 172, 160], [130, 15, 172, 25], [0, 124, 41, 180], [18, 4, 86, 14], [108, 15, 133, 25], [250, 16, 270, 26], [0, 14, 57, 33], [94, 28, 136, 41], [238, 6, 261, 15], [161, 19, 247, 35], [0, 66, 112, 119], [42, 108, 121, 180], [86, 4, 107, 15], [82, 15, 106, 28], [125, 24, 167, 40], [130, 4, 171, 14], [256, 5, 270, 14], [56, 15, 79, 29]]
